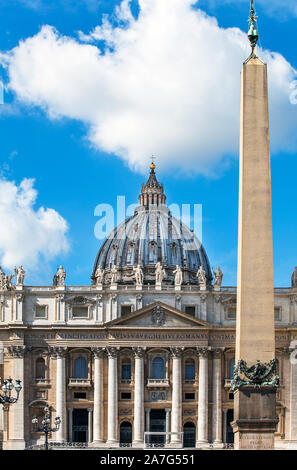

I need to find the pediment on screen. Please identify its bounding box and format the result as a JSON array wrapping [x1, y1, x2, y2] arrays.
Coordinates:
[[105, 302, 213, 329]]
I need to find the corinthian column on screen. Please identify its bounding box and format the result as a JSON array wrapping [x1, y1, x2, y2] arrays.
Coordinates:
[[106, 347, 119, 446], [133, 347, 146, 446], [6, 346, 26, 450], [50, 346, 67, 442], [212, 348, 223, 448], [170, 347, 184, 447], [197, 347, 209, 448], [92, 347, 105, 444]]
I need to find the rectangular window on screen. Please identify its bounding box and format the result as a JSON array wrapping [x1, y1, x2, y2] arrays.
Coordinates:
[[227, 307, 236, 320], [274, 307, 281, 321], [121, 392, 131, 400], [185, 364, 195, 380], [35, 305, 47, 319], [74, 392, 87, 399], [184, 392, 195, 401], [121, 364, 131, 380], [72, 306, 89, 318], [185, 305, 196, 317], [121, 305, 132, 316]]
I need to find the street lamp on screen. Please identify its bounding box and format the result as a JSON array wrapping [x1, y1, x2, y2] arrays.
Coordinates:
[[32, 405, 61, 450], [0, 378, 22, 406]]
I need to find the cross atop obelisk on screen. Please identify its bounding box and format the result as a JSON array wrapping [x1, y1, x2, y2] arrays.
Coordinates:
[[231, 0, 279, 450]]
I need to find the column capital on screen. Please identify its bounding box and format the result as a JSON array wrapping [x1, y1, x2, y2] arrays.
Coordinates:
[[48, 346, 68, 358], [170, 347, 184, 358], [133, 346, 146, 358], [197, 347, 210, 358], [281, 347, 291, 356], [212, 347, 225, 358], [15, 293, 24, 303], [7, 345, 27, 358], [92, 347, 106, 358], [55, 294, 65, 302], [106, 346, 120, 358]]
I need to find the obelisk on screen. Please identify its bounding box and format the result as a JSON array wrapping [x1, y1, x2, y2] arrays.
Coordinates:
[[231, 1, 279, 450]]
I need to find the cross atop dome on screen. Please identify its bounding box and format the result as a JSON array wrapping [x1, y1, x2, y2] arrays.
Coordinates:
[[138, 161, 167, 207]]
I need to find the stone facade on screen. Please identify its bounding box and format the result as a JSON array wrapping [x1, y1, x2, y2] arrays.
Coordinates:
[[0, 284, 297, 449]]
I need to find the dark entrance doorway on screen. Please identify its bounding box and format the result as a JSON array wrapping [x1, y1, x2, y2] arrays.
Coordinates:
[[226, 409, 234, 444], [72, 409, 88, 443], [120, 421, 132, 445], [183, 422, 196, 448], [149, 409, 166, 445]]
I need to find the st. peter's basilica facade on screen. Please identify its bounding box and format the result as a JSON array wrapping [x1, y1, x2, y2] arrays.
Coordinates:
[[1, 164, 297, 450]]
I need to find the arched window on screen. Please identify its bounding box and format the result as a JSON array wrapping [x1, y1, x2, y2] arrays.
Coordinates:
[[228, 358, 235, 379], [74, 357, 88, 379], [126, 243, 135, 265], [109, 245, 118, 267], [170, 242, 177, 265], [152, 357, 165, 379], [185, 360, 195, 381], [121, 360, 131, 380], [149, 241, 157, 264], [35, 358, 45, 379]]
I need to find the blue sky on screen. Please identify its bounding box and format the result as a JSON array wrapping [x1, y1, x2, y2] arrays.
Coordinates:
[[0, 0, 296, 287]]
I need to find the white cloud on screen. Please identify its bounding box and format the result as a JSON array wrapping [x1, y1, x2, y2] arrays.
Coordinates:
[[0, 178, 69, 270], [1, 0, 296, 175]]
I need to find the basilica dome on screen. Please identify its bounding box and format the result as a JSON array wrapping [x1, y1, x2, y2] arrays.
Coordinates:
[[92, 164, 212, 286]]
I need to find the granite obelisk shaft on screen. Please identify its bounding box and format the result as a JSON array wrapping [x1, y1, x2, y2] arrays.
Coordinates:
[[232, 56, 278, 450]]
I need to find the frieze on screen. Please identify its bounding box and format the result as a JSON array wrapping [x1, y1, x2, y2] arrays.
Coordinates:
[[110, 332, 209, 341], [210, 334, 236, 342], [25, 334, 56, 340], [57, 333, 108, 340]]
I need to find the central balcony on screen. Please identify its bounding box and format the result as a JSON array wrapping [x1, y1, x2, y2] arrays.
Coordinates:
[[147, 379, 170, 388], [68, 378, 92, 387]]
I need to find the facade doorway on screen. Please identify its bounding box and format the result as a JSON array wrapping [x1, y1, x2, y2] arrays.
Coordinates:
[[183, 422, 196, 448], [149, 409, 166, 445], [226, 409, 234, 444], [120, 421, 132, 445], [72, 409, 88, 443]]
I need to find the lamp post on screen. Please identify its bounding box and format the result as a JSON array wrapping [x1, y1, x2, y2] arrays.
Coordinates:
[[32, 405, 61, 450], [0, 378, 22, 407]]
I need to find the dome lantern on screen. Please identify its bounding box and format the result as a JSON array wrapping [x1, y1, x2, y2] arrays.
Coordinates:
[[138, 163, 167, 207]]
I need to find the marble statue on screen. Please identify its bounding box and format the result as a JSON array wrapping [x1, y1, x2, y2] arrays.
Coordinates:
[[292, 267, 297, 288], [213, 266, 223, 289], [155, 262, 166, 284], [0, 267, 5, 289], [196, 265, 207, 290], [110, 265, 118, 285], [53, 266, 66, 287], [133, 265, 144, 286], [3, 274, 15, 291], [95, 266, 105, 285], [173, 265, 183, 287], [15, 266, 25, 286]]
